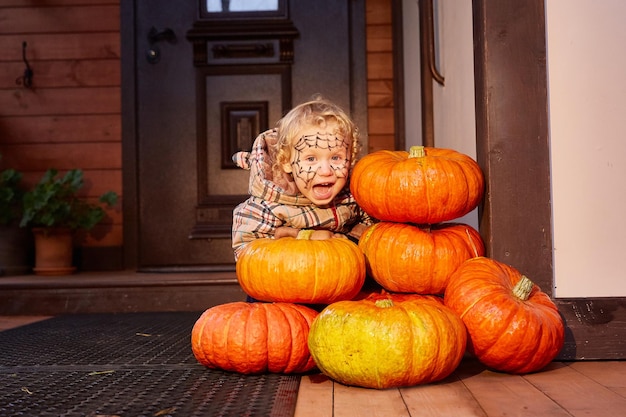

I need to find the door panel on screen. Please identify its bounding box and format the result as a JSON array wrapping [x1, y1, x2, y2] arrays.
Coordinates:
[[127, 1, 367, 270], [204, 74, 283, 197], [135, 1, 218, 269]]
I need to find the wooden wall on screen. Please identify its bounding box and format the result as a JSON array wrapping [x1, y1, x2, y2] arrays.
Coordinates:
[[0, 0, 395, 269], [365, 0, 396, 152], [0, 0, 123, 254]]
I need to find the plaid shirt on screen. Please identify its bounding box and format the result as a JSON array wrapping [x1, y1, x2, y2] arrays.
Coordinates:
[[232, 129, 372, 260]]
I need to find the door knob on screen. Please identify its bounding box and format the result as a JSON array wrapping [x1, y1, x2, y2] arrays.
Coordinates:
[[146, 27, 177, 64]]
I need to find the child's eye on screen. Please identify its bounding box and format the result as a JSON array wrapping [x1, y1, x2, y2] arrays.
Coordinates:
[[305, 156, 316, 163]]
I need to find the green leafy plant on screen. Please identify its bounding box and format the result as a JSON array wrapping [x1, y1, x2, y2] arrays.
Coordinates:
[[20, 169, 118, 231], [0, 154, 25, 226]]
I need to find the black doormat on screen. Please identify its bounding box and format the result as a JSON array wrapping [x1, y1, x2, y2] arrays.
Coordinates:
[[0, 312, 300, 417]]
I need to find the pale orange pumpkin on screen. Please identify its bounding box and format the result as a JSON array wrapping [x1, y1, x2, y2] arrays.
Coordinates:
[[236, 236, 366, 304], [350, 146, 484, 224], [359, 222, 484, 294], [191, 301, 318, 374]]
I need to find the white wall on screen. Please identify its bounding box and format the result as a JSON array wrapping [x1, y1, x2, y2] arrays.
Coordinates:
[[546, 0, 626, 297], [403, 0, 478, 229]]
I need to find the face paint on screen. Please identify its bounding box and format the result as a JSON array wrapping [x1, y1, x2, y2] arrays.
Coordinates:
[[284, 130, 351, 207], [290, 132, 350, 187]]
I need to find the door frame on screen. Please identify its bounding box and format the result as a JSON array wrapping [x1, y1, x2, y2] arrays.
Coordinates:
[[473, 0, 625, 360], [120, 0, 139, 269]]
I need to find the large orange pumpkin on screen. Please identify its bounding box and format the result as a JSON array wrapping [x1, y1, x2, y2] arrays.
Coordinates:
[[308, 292, 467, 389], [236, 236, 366, 304], [350, 146, 484, 224], [444, 257, 565, 374], [191, 302, 318, 374], [359, 222, 484, 294]]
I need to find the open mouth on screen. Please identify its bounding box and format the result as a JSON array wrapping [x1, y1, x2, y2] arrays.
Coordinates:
[[312, 182, 334, 200]]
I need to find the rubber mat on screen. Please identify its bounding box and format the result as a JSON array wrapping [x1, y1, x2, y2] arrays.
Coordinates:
[[0, 312, 300, 417]]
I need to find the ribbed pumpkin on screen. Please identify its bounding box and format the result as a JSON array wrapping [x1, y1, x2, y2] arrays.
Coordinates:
[[444, 257, 565, 374], [359, 222, 484, 294], [350, 146, 484, 224], [191, 302, 318, 374], [236, 236, 366, 304], [308, 292, 467, 389]]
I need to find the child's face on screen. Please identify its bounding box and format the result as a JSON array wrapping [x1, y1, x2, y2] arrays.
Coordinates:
[[281, 123, 351, 207]]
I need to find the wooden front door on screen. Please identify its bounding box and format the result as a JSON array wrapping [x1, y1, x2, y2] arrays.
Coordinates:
[[122, 1, 367, 271]]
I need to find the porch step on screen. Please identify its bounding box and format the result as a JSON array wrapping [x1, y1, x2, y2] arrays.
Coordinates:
[[0, 270, 246, 315]]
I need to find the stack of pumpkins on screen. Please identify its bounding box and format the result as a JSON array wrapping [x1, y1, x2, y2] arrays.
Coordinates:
[[191, 146, 565, 390], [191, 230, 366, 375]]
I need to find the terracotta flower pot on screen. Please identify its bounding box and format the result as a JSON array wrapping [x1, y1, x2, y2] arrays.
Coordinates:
[[32, 228, 76, 276]]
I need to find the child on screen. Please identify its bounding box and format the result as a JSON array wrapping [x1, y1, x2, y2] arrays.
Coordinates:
[[231, 96, 373, 260]]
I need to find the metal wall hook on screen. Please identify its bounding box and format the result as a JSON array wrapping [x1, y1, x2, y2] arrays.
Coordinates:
[[16, 41, 34, 88]]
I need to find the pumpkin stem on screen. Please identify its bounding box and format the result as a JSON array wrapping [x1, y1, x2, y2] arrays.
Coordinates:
[[296, 229, 314, 240], [374, 299, 394, 308], [409, 146, 426, 158], [512, 275, 534, 301]]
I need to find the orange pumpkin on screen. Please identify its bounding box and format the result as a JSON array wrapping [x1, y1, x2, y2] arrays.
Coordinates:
[[191, 302, 318, 374], [350, 146, 484, 224], [359, 222, 484, 294], [308, 292, 467, 389], [444, 257, 565, 374], [236, 236, 366, 304]]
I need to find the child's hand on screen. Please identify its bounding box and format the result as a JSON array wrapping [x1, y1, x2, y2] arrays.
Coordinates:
[[275, 226, 299, 239]]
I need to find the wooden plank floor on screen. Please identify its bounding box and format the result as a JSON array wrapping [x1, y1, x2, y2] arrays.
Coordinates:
[[2, 317, 624, 417], [294, 360, 626, 417]]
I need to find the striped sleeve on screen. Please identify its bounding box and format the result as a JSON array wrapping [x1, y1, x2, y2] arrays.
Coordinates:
[[232, 197, 283, 260]]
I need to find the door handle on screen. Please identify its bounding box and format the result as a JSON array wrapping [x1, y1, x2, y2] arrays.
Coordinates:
[[148, 27, 177, 44], [146, 27, 177, 64]]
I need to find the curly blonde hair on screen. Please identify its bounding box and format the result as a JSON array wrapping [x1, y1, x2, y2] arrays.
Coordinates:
[[272, 96, 361, 181]]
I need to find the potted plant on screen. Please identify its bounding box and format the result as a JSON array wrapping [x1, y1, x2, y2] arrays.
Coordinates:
[[20, 168, 118, 276], [0, 157, 32, 276]]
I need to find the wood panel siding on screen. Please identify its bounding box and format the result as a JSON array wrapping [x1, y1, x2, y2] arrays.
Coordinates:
[[1, 114, 120, 144], [366, 0, 396, 152], [0, 0, 122, 266]]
